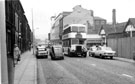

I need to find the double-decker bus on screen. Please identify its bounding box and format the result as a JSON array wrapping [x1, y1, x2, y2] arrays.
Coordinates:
[[62, 24, 87, 57]]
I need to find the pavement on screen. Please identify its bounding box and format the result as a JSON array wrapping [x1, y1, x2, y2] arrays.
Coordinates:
[[14, 50, 37, 84], [114, 57, 135, 63]]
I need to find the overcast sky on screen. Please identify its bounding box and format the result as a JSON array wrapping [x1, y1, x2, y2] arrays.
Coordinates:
[[21, 0, 135, 40]]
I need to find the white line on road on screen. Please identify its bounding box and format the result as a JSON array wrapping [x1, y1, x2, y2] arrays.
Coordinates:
[[122, 74, 134, 78], [91, 64, 96, 66]]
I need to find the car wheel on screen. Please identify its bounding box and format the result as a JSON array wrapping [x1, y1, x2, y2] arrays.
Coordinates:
[[44, 55, 48, 58], [100, 54, 104, 59], [61, 57, 64, 60], [110, 56, 113, 59], [84, 55, 87, 58], [92, 53, 95, 57], [83, 53, 87, 57], [50, 55, 53, 60]]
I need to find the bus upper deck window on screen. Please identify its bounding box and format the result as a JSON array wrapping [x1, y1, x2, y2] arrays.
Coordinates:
[[79, 27, 85, 32], [72, 26, 78, 32]]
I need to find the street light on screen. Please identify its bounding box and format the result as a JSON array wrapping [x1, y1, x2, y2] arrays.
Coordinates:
[[31, 9, 35, 55]]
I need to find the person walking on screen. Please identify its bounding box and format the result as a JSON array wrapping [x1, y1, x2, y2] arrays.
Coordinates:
[[14, 44, 21, 65]]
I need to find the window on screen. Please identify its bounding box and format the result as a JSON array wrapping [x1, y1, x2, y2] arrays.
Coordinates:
[[79, 39, 84, 44], [72, 26, 78, 32], [63, 40, 69, 47], [63, 27, 71, 34], [71, 39, 78, 44], [79, 27, 85, 33]]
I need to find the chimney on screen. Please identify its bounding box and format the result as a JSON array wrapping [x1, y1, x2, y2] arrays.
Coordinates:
[[90, 10, 94, 16], [112, 9, 116, 25]]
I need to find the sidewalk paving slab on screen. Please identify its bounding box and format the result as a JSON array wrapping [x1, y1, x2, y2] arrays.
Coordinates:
[[14, 51, 37, 84], [114, 57, 134, 63]]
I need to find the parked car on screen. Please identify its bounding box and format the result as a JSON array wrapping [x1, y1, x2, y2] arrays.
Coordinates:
[[89, 46, 98, 57], [36, 44, 48, 58], [94, 46, 116, 59], [49, 45, 64, 60]]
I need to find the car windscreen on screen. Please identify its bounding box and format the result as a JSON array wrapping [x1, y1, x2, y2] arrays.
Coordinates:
[[102, 47, 112, 51]]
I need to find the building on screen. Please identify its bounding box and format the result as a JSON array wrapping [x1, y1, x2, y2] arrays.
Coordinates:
[[86, 16, 107, 47], [50, 12, 71, 44], [63, 5, 94, 33], [50, 5, 107, 47], [1, 1, 32, 84]]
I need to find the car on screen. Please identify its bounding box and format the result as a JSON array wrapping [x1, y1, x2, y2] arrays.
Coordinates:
[[89, 46, 98, 57], [49, 45, 64, 60], [94, 46, 116, 59], [36, 44, 48, 58]]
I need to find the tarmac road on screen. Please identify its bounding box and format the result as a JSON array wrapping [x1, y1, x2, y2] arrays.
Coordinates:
[[37, 56, 135, 84]]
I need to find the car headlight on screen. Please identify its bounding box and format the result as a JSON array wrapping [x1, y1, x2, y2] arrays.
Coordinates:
[[104, 53, 107, 55], [104, 53, 106, 54]]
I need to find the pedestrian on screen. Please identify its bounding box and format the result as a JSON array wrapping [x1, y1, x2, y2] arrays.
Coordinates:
[[14, 44, 21, 65]]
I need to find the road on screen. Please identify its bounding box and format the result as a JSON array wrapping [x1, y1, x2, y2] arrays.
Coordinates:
[[37, 56, 135, 84]]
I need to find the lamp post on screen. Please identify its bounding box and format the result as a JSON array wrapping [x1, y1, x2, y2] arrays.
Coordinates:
[[32, 9, 34, 54]]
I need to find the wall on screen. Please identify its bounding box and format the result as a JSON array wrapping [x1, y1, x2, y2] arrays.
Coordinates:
[[108, 32, 135, 59], [63, 5, 94, 31], [1, 1, 9, 84]]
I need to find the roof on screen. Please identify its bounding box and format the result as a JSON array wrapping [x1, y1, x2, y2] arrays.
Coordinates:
[[125, 18, 135, 28], [55, 11, 71, 20], [94, 16, 106, 20], [124, 18, 135, 32], [101, 24, 116, 35], [115, 22, 127, 33], [87, 25, 102, 34], [99, 22, 127, 35], [129, 18, 135, 25], [62, 12, 72, 16]]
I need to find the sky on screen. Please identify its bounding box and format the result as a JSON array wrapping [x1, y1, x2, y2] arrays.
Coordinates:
[[20, 0, 135, 40]]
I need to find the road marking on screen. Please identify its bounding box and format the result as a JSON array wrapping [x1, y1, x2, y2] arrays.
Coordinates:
[[122, 74, 134, 78], [91, 64, 96, 66]]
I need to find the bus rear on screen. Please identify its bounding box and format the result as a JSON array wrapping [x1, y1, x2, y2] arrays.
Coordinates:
[[62, 24, 87, 57]]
